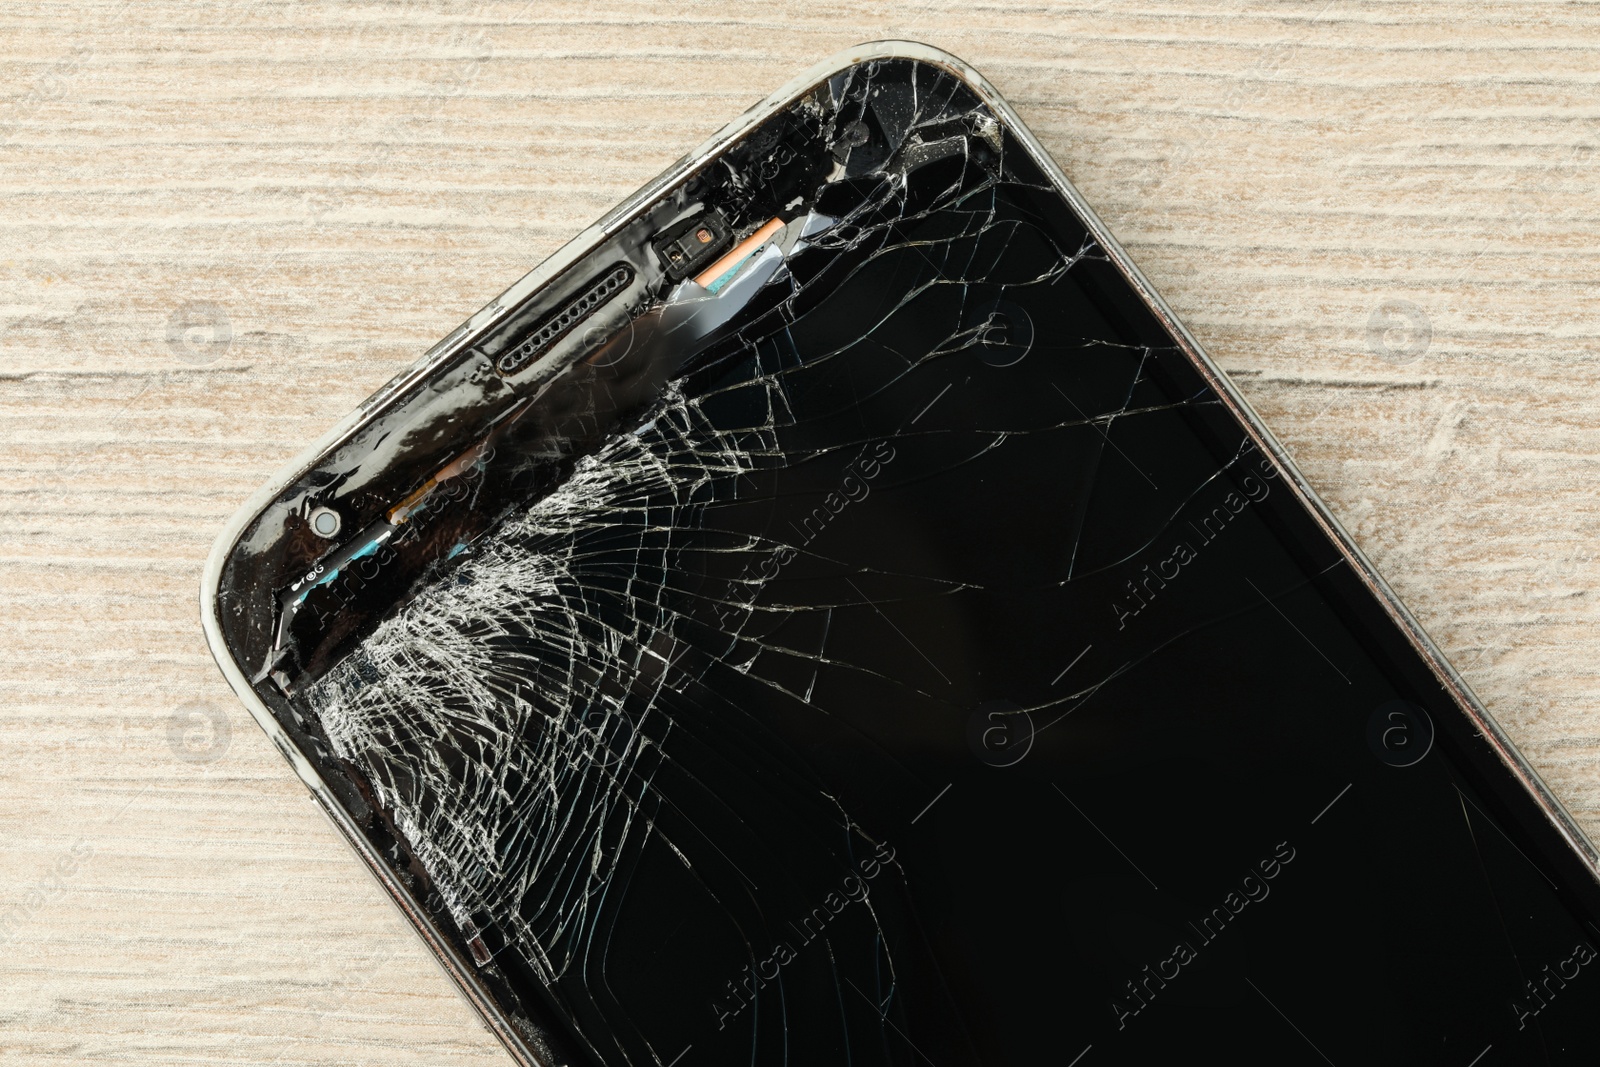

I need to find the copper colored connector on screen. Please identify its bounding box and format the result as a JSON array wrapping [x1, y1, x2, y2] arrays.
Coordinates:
[[693, 217, 785, 289]]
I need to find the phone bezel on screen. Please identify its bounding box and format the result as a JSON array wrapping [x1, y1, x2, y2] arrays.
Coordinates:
[[199, 39, 1600, 1066]]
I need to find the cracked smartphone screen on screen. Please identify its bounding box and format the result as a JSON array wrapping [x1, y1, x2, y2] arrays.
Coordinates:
[[210, 49, 1600, 1067]]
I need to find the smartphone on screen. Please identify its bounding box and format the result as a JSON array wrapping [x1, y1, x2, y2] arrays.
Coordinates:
[[203, 41, 1600, 1066]]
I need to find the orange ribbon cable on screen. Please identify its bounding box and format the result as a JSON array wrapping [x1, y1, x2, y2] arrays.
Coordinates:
[[693, 217, 785, 291]]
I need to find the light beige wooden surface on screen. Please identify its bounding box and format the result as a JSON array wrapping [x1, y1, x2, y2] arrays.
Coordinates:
[[3, 2, 1599, 1062]]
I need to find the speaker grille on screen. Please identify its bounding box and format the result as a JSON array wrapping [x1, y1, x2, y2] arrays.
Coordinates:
[[495, 263, 634, 376]]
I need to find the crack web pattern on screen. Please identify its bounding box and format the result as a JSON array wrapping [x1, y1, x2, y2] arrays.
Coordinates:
[[299, 60, 1225, 1065], [226, 53, 1600, 1067]]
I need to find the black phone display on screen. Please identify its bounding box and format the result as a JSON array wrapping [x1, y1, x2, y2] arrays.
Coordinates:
[[204, 43, 1600, 1067]]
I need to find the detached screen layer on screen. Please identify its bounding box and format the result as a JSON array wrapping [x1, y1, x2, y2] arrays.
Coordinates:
[[221, 57, 1600, 1066]]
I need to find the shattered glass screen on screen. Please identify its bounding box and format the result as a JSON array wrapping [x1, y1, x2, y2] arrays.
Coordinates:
[[216, 57, 1600, 1066]]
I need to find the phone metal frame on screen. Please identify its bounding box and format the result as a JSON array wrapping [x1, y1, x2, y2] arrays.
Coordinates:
[[200, 40, 1600, 1066]]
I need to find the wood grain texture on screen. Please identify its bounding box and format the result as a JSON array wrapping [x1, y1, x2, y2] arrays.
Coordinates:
[[2, 2, 1598, 1062]]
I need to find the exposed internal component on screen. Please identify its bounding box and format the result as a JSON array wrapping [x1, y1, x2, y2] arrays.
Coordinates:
[[495, 262, 634, 377], [257, 397, 535, 691], [651, 209, 732, 281], [694, 216, 785, 293]]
